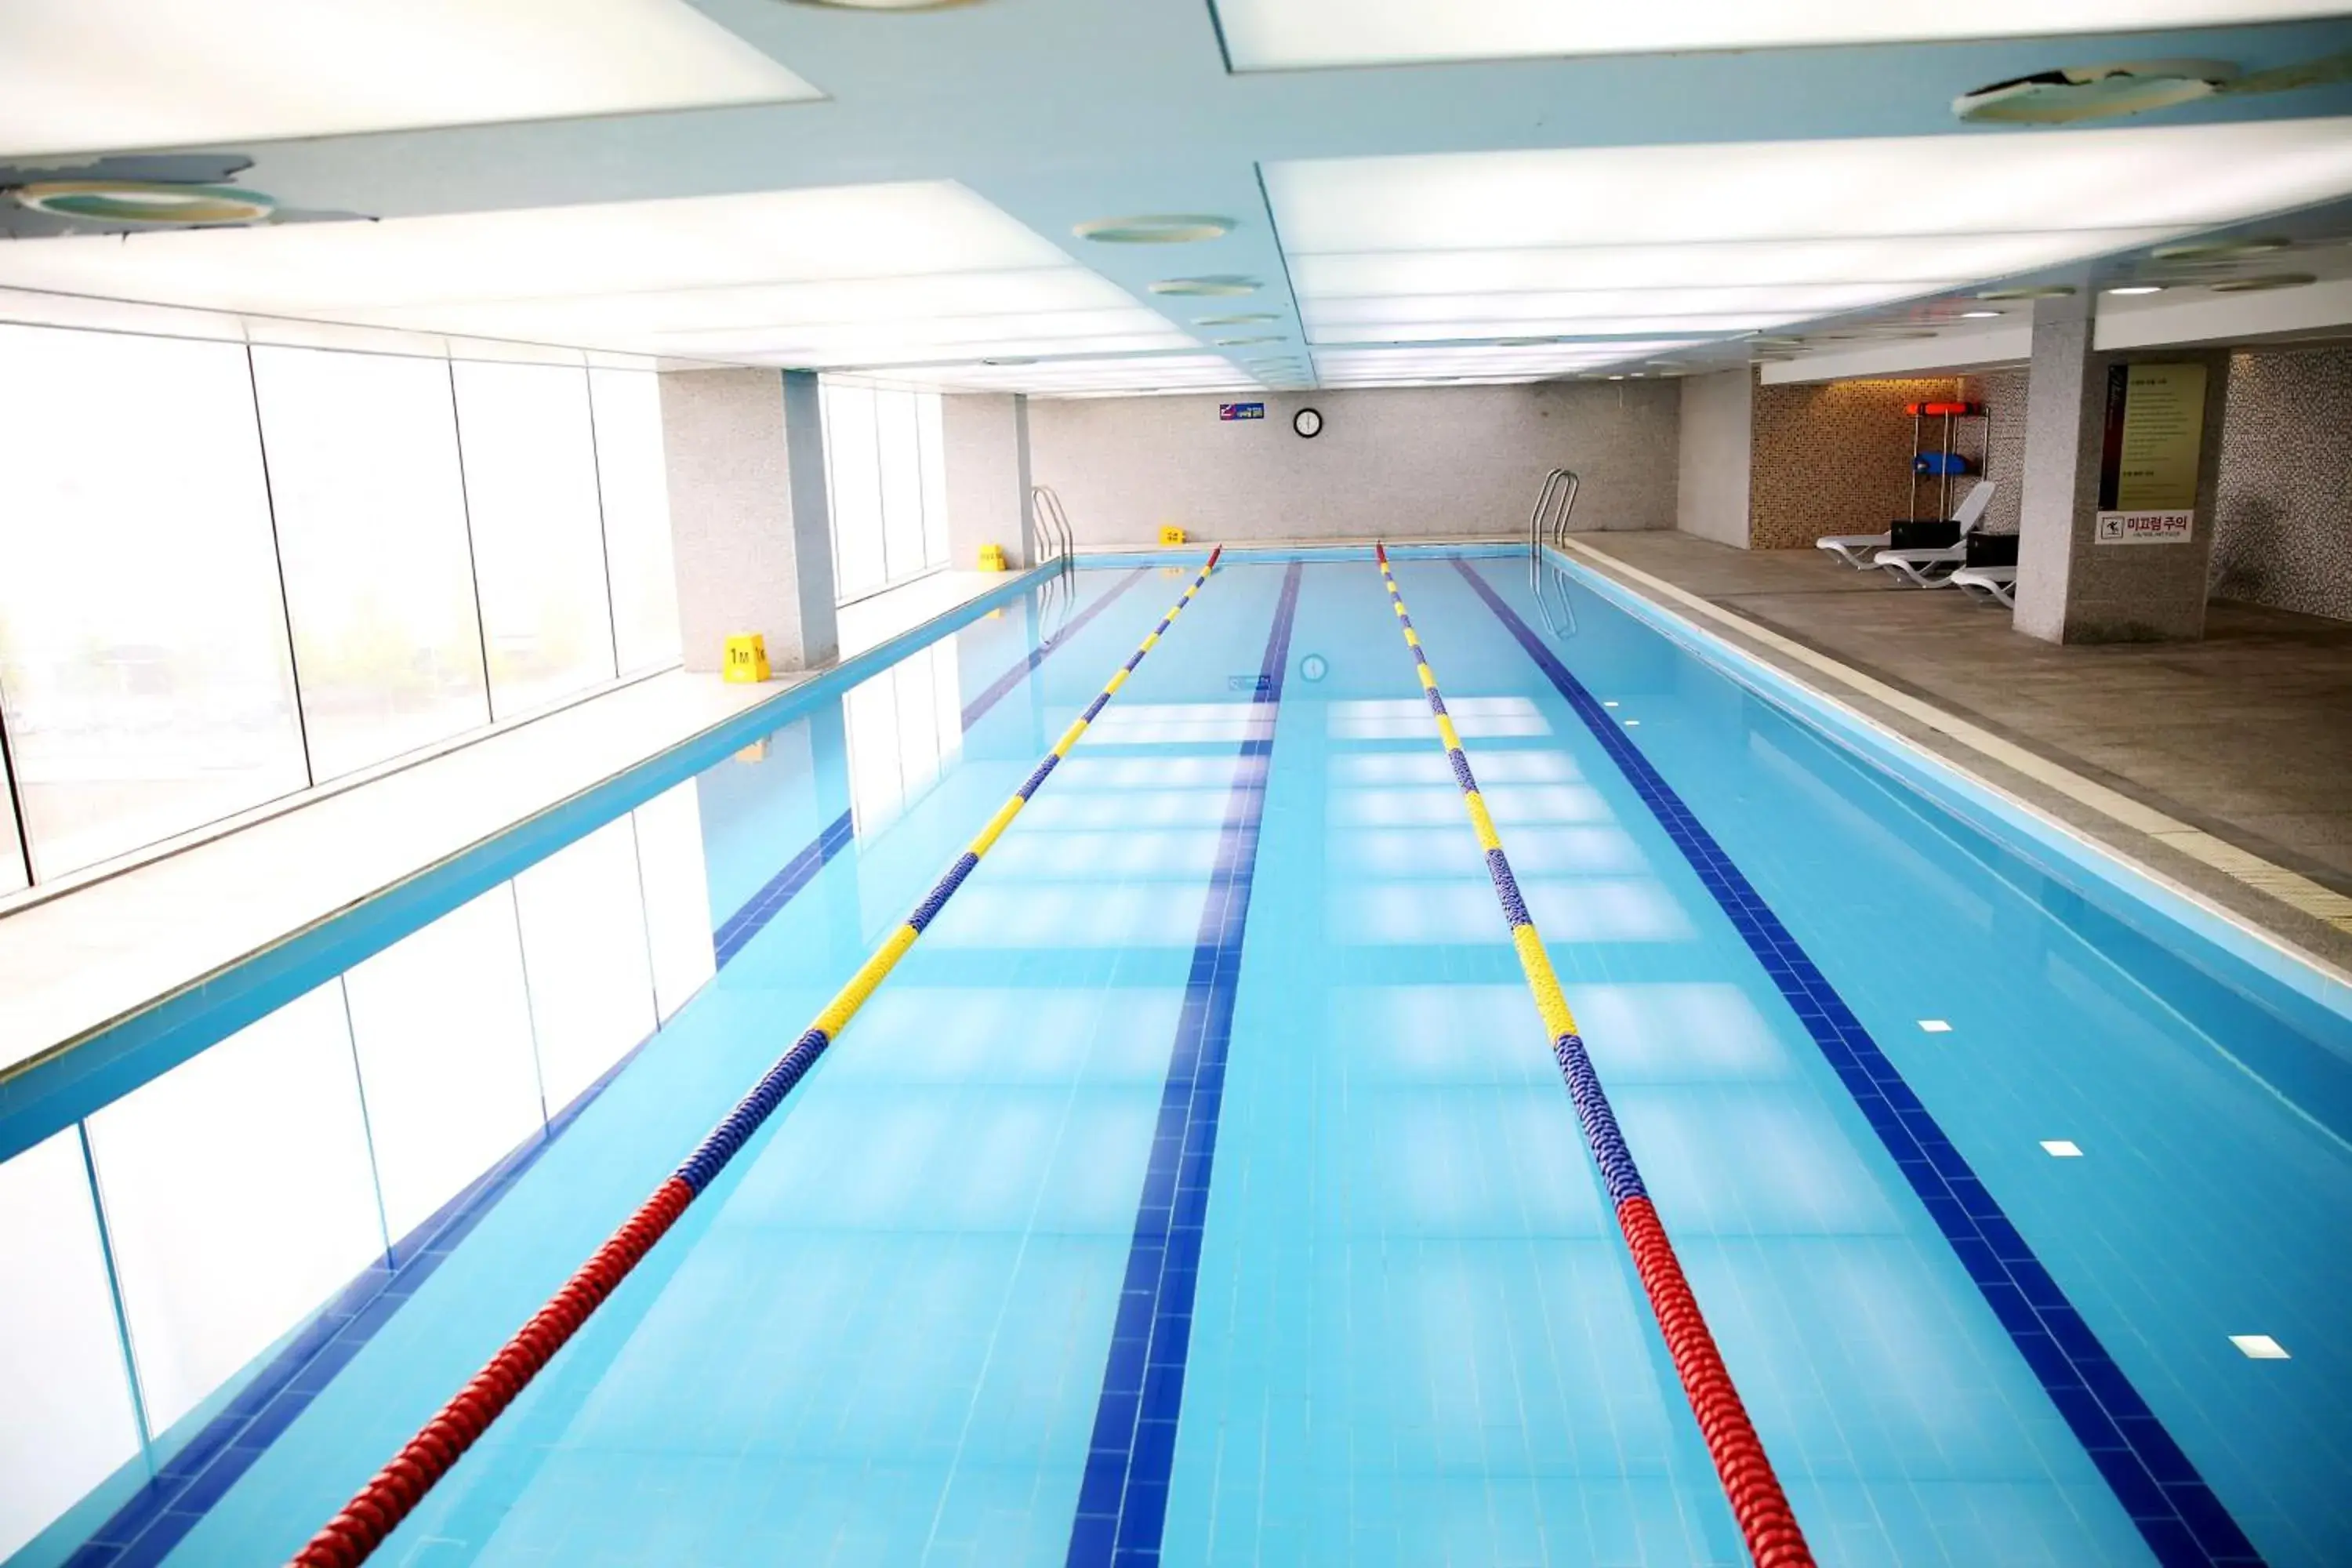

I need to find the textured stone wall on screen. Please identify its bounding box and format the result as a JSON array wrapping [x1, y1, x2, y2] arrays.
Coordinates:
[[2211, 345, 2352, 624], [1025, 381, 1679, 544], [1748, 376, 1991, 549]]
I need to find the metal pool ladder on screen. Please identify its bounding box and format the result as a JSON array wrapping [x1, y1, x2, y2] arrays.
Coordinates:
[[1529, 469, 1582, 640], [1030, 484, 1076, 578], [1527, 467, 1581, 557]]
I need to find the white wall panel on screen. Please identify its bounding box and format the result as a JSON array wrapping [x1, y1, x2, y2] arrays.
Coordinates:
[[0, 1129, 144, 1561], [514, 819, 659, 1110], [632, 785, 717, 1022], [85, 985, 383, 1432], [342, 887, 546, 1243]]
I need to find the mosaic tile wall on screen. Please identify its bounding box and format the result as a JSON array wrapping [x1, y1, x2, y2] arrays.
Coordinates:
[[1959, 366, 2027, 537], [1748, 376, 1987, 550], [2211, 345, 2352, 624]]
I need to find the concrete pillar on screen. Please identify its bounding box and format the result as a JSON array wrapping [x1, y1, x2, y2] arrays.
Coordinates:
[[658, 367, 839, 673], [941, 391, 1036, 569], [1675, 368, 1755, 547], [2013, 297, 2230, 643]]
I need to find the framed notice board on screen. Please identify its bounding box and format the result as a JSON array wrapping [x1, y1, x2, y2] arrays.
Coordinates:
[[2095, 362, 2205, 545]]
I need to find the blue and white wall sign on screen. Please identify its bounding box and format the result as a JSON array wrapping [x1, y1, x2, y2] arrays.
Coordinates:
[[1218, 401, 1265, 421]]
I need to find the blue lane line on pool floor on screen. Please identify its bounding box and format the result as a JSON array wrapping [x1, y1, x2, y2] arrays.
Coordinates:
[[54, 569, 1151, 1568], [1454, 557, 2263, 1568], [1067, 560, 1302, 1568], [712, 566, 1152, 969]]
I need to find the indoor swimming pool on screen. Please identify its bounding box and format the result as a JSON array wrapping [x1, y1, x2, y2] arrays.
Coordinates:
[[28, 551, 2352, 1568]]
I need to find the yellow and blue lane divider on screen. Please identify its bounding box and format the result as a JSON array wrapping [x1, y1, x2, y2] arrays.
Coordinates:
[[1370, 544, 1815, 1568], [291, 549, 1225, 1568]]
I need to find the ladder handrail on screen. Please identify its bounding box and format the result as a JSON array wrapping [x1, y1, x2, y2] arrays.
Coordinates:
[[1029, 484, 1076, 576], [1528, 468, 1581, 557]]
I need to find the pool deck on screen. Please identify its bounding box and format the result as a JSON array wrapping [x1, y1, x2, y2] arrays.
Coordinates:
[[1564, 530, 2352, 975]]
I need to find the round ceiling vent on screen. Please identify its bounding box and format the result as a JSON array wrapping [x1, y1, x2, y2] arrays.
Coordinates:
[[784, 0, 982, 9], [2151, 235, 2292, 263], [1075, 215, 1234, 244], [12, 180, 275, 225], [2208, 273, 2318, 292], [1151, 275, 1261, 297], [1955, 60, 2233, 124]]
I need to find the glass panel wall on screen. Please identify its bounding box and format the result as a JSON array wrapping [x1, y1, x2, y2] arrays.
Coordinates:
[[0, 323, 684, 893], [452, 361, 618, 718], [0, 324, 309, 879], [590, 368, 684, 675], [821, 379, 951, 603], [250, 345, 492, 781]]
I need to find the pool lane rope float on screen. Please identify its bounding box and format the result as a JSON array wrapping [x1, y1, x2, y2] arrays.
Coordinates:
[[290, 548, 1225, 1568], [1370, 545, 1816, 1568]]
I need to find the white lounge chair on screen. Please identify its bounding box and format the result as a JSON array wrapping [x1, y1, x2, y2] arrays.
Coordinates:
[[1817, 528, 1893, 568], [1951, 564, 2016, 607], [1874, 481, 1997, 587], [1817, 477, 1994, 569]]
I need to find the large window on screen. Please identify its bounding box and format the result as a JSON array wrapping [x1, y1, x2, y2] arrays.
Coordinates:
[[0, 324, 684, 891], [590, 368, 684, 675], [0, 325, 309, 879], [452, 361, 619, 718], [250, 345, 492, 781], [820, 381, 953, 602]]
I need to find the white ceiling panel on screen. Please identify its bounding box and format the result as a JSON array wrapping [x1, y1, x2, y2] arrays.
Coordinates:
[[1216, 0, 2352, 70], [1268, 121, 2352, 252], [907, 354, 1262, 396], [1313, 340, 1696, 383], [1287, 235, 2153, 296], [1270, 120, 2352, 384], [0, 0, 817, 158], [1303, 283, 1944, 323], [349, 270, 1143, 340], [0, 183, 1070, 316], [0, 182, 1204, 372], [1309, 314, 1798, 343], [713, 328, 1199, 367]]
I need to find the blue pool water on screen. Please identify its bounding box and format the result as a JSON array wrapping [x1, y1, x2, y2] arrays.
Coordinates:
[[105, 555, 2352, 1566]]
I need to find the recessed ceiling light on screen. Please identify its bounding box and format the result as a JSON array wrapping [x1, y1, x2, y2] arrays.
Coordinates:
[[2106, 283, 2167, 295], [12, 180, 275, 226], [1959, 308, 2003, 318], [2209, 272, 2318, 292], [1196, 312, 1282, 326], [1075, 214, 1236, 244], [1976, 285, 2077, 300], [1152, 275, 1262, 296], [2151, 234, 2292, 261]]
